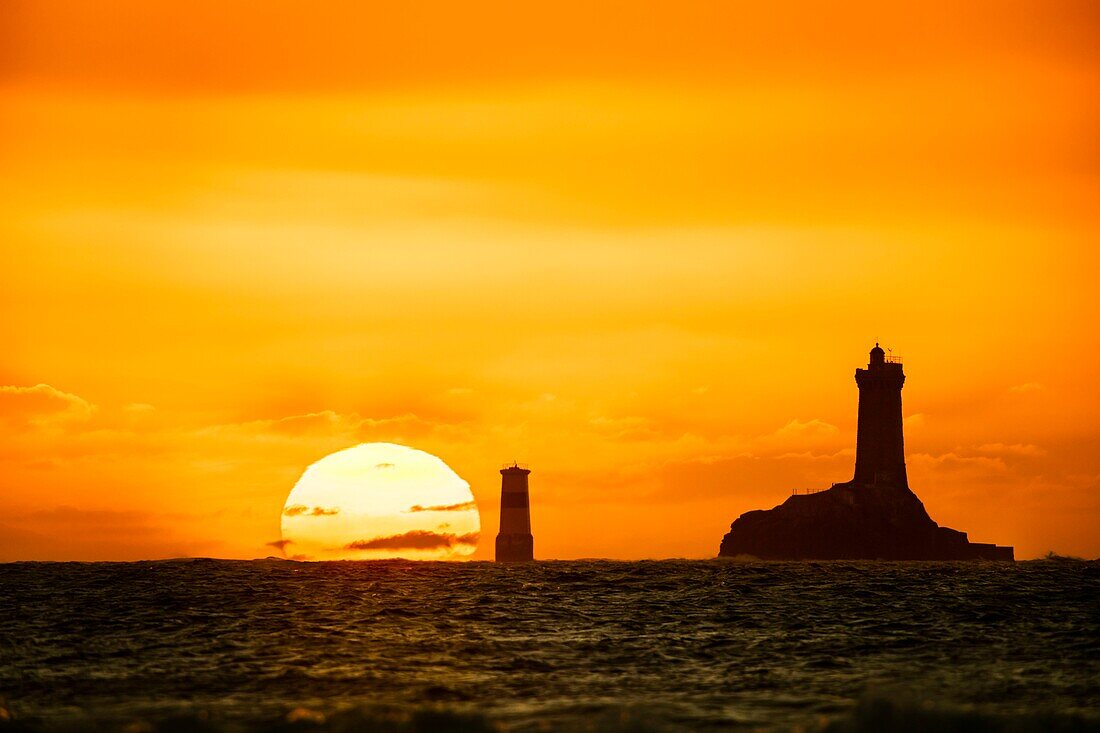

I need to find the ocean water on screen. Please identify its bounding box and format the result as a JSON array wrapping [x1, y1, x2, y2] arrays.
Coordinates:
[[1, 559, 1098, 732]]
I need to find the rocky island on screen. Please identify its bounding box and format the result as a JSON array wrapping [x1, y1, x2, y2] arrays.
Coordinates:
[[719, 345, 1013, 561]]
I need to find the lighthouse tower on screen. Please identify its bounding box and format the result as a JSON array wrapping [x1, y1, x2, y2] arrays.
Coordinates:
[[495, 463, 534, 562], [853, 343, 908, 488]]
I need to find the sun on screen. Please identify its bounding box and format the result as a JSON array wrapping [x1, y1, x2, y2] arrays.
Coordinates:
[[279, 443, 480, 561]]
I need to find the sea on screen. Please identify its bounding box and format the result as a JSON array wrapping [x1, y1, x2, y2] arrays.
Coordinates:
[[1, 559, 1098, 732]]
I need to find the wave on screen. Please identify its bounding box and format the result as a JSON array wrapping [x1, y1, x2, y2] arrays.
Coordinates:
[[2, 696, 1098, 733]]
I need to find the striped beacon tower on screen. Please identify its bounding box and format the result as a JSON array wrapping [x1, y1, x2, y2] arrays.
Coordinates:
[[495, 462, 533, 562]]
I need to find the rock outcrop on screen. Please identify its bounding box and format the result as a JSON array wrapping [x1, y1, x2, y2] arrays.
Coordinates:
[[718, 345, 1014, 561], [718, 481, 1013, 560]]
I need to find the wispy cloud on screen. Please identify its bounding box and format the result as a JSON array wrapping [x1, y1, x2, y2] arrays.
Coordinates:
[[769, 419, 839, 441], [345, 530, 479, 551], [0, 384, 95, 426], [976, 443, 1047, 457], [0, 506, 219, 562], [202, 411, 446, 443], [405, 501, 476, 513], [588, 415, 660, 441], [283, 505, 340, 517], [909, 452, 1008, 473], [266, 539, 292, 552]]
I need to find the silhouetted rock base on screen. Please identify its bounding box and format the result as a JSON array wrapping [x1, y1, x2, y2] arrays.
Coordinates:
[[719, 482, 1013, 561]]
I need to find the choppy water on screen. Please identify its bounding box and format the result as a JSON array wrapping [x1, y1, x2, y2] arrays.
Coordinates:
[[2, 560, 1098, 732]]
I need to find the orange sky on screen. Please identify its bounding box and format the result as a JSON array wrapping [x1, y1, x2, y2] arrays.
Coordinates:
[[1, 1, 1097, 561]]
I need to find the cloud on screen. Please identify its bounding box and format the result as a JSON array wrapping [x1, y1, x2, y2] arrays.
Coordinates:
[[0, 384, 95, 426], [752, 419, 843, 454], [283, 504, 339, 517], [774, 448, 854, 462], [202, 410, 360, 439], [345, 530, 479, 551], [770, 419, 839, 440], [588, 415, 660, 441], [909, 452, 1008, 473], [15, 506, 159, 534], [977, 443, 1047, 457], [0, 507, 219, 562], [204, 411, 459, 445], [264, 411, 345, 436], [1009, 382, 1045, 394], [266, 539, 293, 552], [405, 500, 477, 513], [375, 462, 395, 469]]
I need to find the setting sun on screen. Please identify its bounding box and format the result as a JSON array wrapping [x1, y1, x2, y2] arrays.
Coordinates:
[[279, 443, 480, 561]]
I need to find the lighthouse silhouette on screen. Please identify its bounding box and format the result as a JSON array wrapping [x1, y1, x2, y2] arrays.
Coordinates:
[[853, 343, 908, 488], [718, 342, 1014, 560], [495, 463, 534, 562]]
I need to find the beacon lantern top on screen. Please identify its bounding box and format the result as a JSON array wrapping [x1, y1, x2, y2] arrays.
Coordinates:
[[868, 343, 903, 367]]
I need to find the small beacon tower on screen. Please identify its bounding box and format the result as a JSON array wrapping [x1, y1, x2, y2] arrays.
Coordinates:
[[853, 343, 908, 488], [495, 463, 533, 562]]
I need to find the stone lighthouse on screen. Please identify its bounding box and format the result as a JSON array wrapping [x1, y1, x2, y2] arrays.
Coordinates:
[[495, 463, 534, 562], [719, 342, 1014, 560], [853, 343, 908, 488]]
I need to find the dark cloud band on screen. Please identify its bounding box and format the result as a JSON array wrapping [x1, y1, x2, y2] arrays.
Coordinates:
[[283, 505, 340, 517], [345, 530, 479, 551], [405, 500, 476, 513]]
